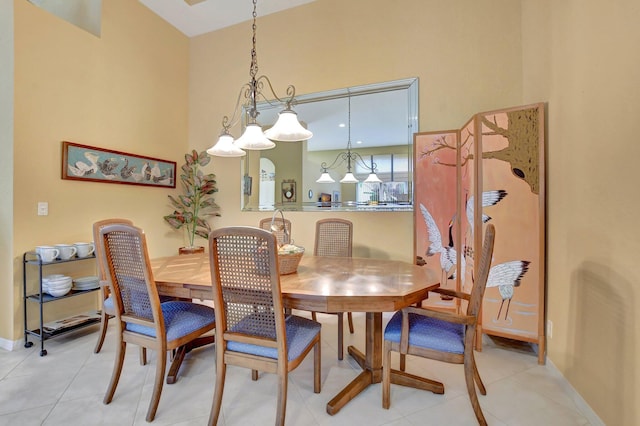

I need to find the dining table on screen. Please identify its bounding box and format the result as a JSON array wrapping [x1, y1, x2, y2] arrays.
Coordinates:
[[151, 253, 441, 415]]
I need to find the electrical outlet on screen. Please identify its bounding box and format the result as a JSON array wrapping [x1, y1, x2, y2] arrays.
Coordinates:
[[37, 202, 48, 216], [546, 320, 553, 339]]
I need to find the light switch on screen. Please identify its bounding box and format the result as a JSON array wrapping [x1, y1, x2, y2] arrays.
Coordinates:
[[37, 202, 48, 216]]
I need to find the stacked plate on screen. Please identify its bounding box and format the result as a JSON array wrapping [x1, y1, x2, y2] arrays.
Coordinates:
[[73, 276, 100, 291], [43, 275, 73, 297]]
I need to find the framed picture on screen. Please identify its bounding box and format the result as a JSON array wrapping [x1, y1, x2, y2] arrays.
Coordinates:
[[243, 175, 253, 195], [332, 190, 340, 203], [281, 179, 296, 203], [61, 141, 176, 188]]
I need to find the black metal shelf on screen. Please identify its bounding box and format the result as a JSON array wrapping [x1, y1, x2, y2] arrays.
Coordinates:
[[23, 250, 99, 356], [25, 288, 100, 303]]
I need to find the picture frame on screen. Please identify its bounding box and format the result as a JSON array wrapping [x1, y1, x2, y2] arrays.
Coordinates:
[[61, 141, 176, 188], [281, 179, 296, 203], [243, 175, 253, 195]]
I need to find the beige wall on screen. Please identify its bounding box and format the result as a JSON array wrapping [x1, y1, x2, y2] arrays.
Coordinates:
[[189, 0, 523, 261], [6, 0, 190, 342], [523, 1, 640, 424], [7, 0, 637, 423]]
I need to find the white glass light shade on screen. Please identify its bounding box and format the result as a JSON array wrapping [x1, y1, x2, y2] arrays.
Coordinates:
[[235, 124, 276, 150], [207, 133, 246, 157], [264, 109, 313, 141], [364, 173, 382, 183], [340, 172, 359, 183], [316, 172, 335, 183]]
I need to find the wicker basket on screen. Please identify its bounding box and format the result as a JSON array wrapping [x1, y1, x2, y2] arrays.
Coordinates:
[[278, 248, 304, 275]]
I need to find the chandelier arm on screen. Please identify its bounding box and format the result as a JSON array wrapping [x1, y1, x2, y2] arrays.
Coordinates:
[[221, 82, 255, 132], [255, 75, 296, 107], [320, 152, 351, 172], [351, 152, 378, 172]]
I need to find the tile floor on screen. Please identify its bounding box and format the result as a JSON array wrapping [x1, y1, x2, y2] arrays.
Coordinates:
[[0, 312, 596, 425]]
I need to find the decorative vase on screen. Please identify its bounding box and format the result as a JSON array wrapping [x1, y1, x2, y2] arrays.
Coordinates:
[[178, 246, 205, 255]]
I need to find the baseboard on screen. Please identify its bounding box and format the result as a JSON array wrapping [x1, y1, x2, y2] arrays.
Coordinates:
[[0, 336, 20, 351], [546, 358, 605, 426]]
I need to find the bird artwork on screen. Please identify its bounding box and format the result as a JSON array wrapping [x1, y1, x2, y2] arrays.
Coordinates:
[[67, 152, 99, 177], [131, 162, 149, 182], [466, 189, 508, 233], [97, 157, 120, 179], [486, 260, 531, 321], [119, 157, 136, 180], [419, 203, 457, 290]]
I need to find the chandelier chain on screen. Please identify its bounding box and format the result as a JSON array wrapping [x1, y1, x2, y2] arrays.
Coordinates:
[[250, 0, 258, 80]]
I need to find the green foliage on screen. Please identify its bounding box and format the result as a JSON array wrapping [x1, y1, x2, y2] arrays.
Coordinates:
[[163, 150, 220, 247]]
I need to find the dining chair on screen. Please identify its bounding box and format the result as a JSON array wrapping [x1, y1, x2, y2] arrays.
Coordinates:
[[312, 218, 353, 360], [92, 218, 136, 355], [207, 226, 321, 426], [98, 223, 216, 422], [382, 224, 495, 426], [259, 215, 291, 246]]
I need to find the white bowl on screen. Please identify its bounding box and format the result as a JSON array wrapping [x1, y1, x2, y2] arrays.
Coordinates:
[[48, 287, 71, 297], [44, 274, 65, 280], [47, 281, 72, 288]]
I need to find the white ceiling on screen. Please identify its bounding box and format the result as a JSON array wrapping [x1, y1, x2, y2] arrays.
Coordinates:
[[138, 0, 317, 37]]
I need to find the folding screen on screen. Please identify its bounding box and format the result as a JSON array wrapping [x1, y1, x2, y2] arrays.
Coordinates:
[[414, 103, 545, 364]]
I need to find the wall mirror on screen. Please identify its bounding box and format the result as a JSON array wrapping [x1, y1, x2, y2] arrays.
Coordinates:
[[240, 78, 418, 212]]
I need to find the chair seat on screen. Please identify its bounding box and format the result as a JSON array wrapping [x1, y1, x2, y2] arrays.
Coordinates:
[[103, 295, 115, 315], [126, 301, 215, 342], [228, 314, 321, 361], [384, 310, 465, 354], [103, 293, 173, 317]]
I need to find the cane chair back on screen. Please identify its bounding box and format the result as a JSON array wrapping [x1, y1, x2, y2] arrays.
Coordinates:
[[314, 218, 352, 257], [208, 226, 321, 426], [92, 218, 134, 355], [99, 223, 215, 422], [312, 218, 354, 359], [382, 224, 496, 426]]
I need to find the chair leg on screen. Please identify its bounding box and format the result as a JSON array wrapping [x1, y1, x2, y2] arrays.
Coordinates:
[[471, 350, 486, 395], [399, 353, 406, 372], [347, 312, 354, 334], [252, 370, 259, 381], [139, 347, 147, 366], [208, 361, 226, 426], [313, 339, 321, 393], [382, 340, 392, 409], [337, 313, 344, 360], [464, 355, 487, 426], [103, 339, 126, 405], [93, 310, 109, 353], [311, 312, 317, 321], [275, 370, 288, 426], [146, 346, 167, 422]]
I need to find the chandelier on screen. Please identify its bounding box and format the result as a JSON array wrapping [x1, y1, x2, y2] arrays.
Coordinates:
[[206, 0, 312, 158], [315, 94, 382, 184]]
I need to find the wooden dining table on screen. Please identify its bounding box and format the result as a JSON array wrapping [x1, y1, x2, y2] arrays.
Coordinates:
[[151, 253, 440, 415]]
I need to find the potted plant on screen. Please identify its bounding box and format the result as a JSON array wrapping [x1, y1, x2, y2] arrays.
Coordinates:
[[164, 150, 220, 254]]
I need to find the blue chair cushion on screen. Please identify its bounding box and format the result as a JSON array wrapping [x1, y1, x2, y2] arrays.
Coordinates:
[[126, 301, 215, 342], [227, 315, 320, 361], [103, 295, 115, 315], [384, 310, 465, 354]]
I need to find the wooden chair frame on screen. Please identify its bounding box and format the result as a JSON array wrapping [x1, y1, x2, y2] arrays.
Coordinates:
[[99, 223, 215, 422], [311, 218, 354, 360], [208, 226, 321, 426], [382, 224, 496, 426]]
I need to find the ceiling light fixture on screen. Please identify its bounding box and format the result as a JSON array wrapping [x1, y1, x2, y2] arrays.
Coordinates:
[[207, 0, 312, 158], [316, 93, 382, 184]]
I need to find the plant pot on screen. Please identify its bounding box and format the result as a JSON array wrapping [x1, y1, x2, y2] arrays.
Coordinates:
[[178, 246, 205, 255]]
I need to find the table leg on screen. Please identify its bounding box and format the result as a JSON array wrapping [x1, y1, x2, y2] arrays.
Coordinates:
[[166, 335, 215, 384], [326, 312, 382, 415]]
